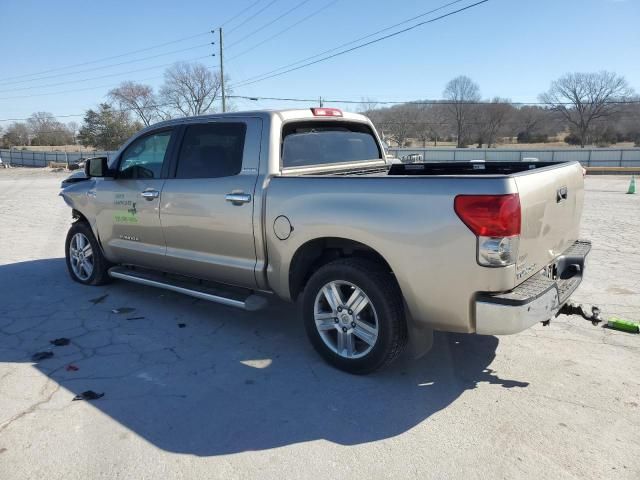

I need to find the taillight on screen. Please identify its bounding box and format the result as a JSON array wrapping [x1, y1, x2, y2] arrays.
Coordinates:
[[454, 194, 521, 267], [311, 107, 342, 117]]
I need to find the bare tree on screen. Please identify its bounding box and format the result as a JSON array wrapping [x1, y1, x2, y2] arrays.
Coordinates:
[[27, 112, 73, 146], [476, 98, 513, 147], [443, 75, 481, 147], [1, 122, 30, 147], [108, 81, 160, 126], [357, 97, 379, 115], [160, 62, 227, 117], [539, 71, 634, 147]]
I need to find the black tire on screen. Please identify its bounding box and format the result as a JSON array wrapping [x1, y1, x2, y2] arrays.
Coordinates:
[[302, 258, 407, 374], [65, 221, 113, 286]]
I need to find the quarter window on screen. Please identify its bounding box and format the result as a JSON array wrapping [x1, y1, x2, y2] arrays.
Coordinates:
[[175, 123, 246, 179], [118, 131, 171, 179]]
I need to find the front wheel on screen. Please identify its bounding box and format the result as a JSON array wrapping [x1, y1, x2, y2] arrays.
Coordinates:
[[65, 221, 112, 286], [302, 258, 407, 374]]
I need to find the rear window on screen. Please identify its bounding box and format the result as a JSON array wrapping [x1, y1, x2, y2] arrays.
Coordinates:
[[281, 121, 381, 168]]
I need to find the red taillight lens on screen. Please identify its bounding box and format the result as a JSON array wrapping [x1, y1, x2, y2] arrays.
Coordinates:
[[454, 194, 521, 237], [311, 107, 342, 117]]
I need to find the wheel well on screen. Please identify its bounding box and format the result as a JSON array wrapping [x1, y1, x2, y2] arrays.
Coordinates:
[[288, 237, 394, 300], [72, 209, 90, 224]]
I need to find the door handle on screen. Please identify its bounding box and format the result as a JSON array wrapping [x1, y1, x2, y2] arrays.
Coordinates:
[[225, 192, 251, 205], [141, 189, 159, 200]]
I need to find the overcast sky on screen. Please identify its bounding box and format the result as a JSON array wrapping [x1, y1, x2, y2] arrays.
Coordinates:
[[1, 0, 638, 126]]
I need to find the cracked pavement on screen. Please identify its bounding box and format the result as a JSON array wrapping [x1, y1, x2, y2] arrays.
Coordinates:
[[0, 168, 638, 479]]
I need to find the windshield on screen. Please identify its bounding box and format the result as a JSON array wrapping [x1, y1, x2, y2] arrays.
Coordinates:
[[281, 121, 381, 168]]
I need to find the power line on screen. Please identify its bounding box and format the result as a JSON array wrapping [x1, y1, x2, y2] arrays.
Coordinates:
[[227, 0, 339, 61], [0, 55, 212, 94], [0, 31, 213, 83], [0, 43, 213, 87], [222, 0, 263, 26], [231, 1, 489, 89], [229, 0, 467, 86], [226, 0, 312, 48], [227, 94, 640, 106], [227, 0, 280, 35], [0, 75, 166, 101]]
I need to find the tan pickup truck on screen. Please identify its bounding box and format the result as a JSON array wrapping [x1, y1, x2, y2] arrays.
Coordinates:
[[60, 108, 590, 374]]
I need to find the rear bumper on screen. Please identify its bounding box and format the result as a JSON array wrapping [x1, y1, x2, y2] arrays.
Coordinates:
[[475, 240, 591, 335]]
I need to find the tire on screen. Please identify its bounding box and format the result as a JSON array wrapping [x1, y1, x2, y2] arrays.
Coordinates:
[[302, 258, 407, 374], [65, 221, 113, 286]]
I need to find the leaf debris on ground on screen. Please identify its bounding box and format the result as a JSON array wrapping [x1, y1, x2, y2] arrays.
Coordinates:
[[72, 390, 104, 401], [89, 294, 109, 305], [31, 351, 54, 362]]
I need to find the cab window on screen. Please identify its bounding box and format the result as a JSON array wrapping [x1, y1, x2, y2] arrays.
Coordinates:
[[118, 130, 172, 179], [175, 123, 246, 179]]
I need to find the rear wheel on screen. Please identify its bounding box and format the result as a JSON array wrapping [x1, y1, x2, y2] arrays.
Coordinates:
[[302, 258, 407, 374], [65, 221, 112, 286]]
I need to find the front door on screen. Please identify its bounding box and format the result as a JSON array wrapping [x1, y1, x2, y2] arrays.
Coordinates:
[[159, 119, 261, 288], [95, 128, 174, 267]]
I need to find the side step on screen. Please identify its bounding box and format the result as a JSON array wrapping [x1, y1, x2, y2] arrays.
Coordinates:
[[108, 266, 268, 311]]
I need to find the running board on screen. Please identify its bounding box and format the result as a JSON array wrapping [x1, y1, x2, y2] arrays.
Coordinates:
[[108, 266, 268, 311]]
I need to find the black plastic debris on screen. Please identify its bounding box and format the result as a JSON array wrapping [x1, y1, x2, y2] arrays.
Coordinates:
[[31, 351, 54, 361], [89, 294, 109, 305], [72, 390, 104, 401], [178, 323, 186, 328], [111, 307, 135, 314], [127, 316, 145, 321], [50, 338, 70, 346]]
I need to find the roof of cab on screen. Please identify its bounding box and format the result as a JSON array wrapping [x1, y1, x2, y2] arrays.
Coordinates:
[[147, 108, 370, 131]]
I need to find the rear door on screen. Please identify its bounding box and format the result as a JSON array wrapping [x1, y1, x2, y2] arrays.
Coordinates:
[[159, 118, 262, 288], [95, 128, 175, 267], [513, 162, 584, 282]]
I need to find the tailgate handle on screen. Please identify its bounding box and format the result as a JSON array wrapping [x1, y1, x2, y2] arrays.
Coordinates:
[[556, 186, 568, 203]]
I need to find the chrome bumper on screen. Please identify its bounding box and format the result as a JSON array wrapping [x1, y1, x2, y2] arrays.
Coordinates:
[[475, 240, 591, 335]]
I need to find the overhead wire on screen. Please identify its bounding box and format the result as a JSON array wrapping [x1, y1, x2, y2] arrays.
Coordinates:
[[0, 43, 213, 87], [0, 55, 213, 94], [226, 0, 312, 48], [229, 0, 468, 86], [230, 0, 489, 88], [0, 31, 213, 82], [227, 0, 340, 61], [227, 0, 280, 34]]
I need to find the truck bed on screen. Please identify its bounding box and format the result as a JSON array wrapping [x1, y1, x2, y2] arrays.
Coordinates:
[[387, 161, 564, 176]]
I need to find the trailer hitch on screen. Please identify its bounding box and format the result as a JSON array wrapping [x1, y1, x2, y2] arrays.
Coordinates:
[[553, 301, 604, 326]]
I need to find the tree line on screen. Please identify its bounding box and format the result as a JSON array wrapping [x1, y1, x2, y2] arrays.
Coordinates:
[[364, 72, 638, 149], [1, 66, 637, 150]]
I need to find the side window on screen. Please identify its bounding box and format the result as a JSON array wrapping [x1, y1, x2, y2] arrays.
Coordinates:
[[118, 130, 172, 179], [175, 123, 246, 179]]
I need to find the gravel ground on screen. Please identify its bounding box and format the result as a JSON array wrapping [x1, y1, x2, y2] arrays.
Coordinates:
[[0, 168, 638, 480]]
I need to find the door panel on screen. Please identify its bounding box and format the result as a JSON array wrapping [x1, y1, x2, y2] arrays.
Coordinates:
[[95, 129, 174, 267], [160, 118, 262, 288]]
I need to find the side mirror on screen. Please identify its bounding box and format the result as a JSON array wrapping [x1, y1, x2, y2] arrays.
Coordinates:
[[85, 157, 113, 178]]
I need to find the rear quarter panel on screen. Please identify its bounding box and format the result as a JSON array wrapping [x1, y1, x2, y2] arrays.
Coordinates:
[[264, 175, 518, 333]]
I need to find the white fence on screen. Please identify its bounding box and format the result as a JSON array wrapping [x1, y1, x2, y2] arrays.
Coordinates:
[[2, 147, 640, 168], [0, 149, 116, 167], [387, 148, 640, 167]]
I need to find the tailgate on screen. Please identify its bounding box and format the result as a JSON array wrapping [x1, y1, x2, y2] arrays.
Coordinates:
[[513, 162, 584, 283]]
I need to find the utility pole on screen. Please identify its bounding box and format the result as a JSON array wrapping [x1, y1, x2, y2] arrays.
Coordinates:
[[219, 27, 226, 113], [319, 96, 323, 107]]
